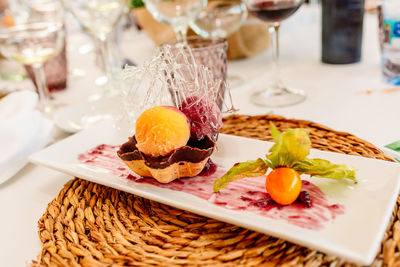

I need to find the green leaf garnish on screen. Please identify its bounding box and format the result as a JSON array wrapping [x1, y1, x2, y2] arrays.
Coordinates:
[[213, 158, 269, 192], [293, 158, 357, 182], [267, 122, 311, 168]]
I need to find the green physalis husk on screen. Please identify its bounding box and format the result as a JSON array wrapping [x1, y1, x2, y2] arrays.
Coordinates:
[[213, 123, 357, 192], [213, 158, 269, 192], [293, 158, 357, 182], [267, 123, 311, 168]]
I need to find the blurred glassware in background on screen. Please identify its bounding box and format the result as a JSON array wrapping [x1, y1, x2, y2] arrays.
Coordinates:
[[0, 1, 28, 82], [24, 0, 67, 92], [0, 56, 27, 81], [144, 0, 207, 41], [379, 0, 400, 85], [164, 36, 228, 109], [27, 0, 64, 22], [190, 0, 247, 87], [65, 0, 127, 92], [25, 43, 67, 92], [321, 0, 364, 64], [190, 0, 247, 39], [244, 0, 306, 107], [0, 0, 65, 116]]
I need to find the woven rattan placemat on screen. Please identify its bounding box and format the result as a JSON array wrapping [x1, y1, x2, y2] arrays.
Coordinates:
[[34, 114, 398, 266]]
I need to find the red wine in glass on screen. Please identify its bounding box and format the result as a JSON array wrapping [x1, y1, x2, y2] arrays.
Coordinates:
[[249, 0, 303, 24]]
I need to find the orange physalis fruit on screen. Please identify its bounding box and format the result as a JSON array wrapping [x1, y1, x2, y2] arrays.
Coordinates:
[[265, 167, 302, 205]]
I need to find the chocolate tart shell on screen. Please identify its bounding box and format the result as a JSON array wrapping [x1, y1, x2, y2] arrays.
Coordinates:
[[117, 136, 215, 183]]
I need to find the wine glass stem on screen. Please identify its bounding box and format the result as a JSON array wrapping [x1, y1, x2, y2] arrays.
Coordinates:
[[32, 63, 52, 115], [268, 24, 283, 88], [174, 26, 188, 42], [97, 35, 114, 88]]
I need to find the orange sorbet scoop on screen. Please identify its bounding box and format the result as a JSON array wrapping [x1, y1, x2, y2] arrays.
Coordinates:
[[135, 106, 190, 157]]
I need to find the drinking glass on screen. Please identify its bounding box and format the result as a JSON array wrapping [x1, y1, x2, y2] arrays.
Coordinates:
[[165, 36, 228, 108], [190, 0, 247, 87], [0, 6, 28, 82], [0, 21, 65, 115], [25, 43, 67, 92], [65, 0, 126, 90], [144, 0, 207, 41], [244, 0, 306, 107], [190, 0, 247, 39]]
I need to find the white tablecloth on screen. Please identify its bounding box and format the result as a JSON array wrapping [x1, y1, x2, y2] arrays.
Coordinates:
[[1, 6, 399, 266]]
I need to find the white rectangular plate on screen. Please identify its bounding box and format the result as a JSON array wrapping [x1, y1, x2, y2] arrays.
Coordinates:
[[30, 122, 400, 265]]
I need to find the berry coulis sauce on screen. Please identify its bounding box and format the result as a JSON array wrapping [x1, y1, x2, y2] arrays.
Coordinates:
[[78, 144, 345, 230]]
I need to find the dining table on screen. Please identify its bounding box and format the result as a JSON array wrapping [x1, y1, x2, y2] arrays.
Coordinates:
[[1, 5, 399, 266]]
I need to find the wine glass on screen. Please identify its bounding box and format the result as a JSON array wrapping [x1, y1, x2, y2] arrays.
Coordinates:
[[190, 0, 247, 87], [65, 0, 127, 91], [0, 20, 64, 116], [190, 0, 247, 39], [244, 0, 306, 107], [144, 0, 207, 41]]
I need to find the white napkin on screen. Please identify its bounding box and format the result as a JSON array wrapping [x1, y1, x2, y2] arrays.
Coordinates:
[[0, 90, 38, 120], [0, 91, 53, 184]]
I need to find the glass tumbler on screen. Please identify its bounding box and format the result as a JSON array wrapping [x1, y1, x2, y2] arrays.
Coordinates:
[[165, 36, 228, 109], [25, 37, 67, 92]]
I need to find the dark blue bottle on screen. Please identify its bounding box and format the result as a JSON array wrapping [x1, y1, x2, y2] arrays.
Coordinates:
[[322, 0, 364, 64]]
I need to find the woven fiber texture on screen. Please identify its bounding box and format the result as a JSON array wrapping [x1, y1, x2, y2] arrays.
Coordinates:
[[34, 114, 397, 266]]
